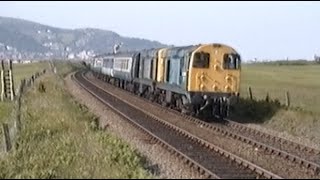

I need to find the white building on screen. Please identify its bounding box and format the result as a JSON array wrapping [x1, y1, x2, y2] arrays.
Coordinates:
[[67, 53, 75, 59]]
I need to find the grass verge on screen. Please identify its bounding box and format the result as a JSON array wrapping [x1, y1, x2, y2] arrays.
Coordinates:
[[0, 62, 48, 124], [0, 63, 153, 178]]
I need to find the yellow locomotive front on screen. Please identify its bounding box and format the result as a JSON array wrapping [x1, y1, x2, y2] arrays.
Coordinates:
[[187, 43, 241, 117]]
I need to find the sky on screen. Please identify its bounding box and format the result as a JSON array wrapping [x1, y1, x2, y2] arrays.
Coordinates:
[[0, 1, 320, 61]]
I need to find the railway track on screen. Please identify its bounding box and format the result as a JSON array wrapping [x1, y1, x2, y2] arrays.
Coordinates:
[[91, 72, 320, 175], [87, 70, 320, 178], [73, 71, 282, 179], [169, 101, 320, 175], [183, 115, 320, 176], [223, 119, 320, 170]]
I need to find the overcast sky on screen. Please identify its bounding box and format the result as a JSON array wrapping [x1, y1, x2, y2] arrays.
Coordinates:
[[0, 1, 319, 60]]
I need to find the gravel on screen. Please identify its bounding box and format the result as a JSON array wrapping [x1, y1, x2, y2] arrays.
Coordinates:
[[84, 72, 320, 179], [245, 123, 320, 151], [64, 72, 204, 179]]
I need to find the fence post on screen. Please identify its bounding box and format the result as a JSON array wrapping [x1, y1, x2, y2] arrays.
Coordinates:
[[266, 92, 270, 102], [9, 60, 15, 101], [2, 123, 12, 152], [1, 60, 4, 70], [286, 91, 290, 107], [1, 60, 4, 101], [1, 69, 4, 101], [31, 75, 34, 85], [248, 87, 253, 100], [20, 79, 25, 94], [15, 96, 22, 133], [15, 81, 22, 133]]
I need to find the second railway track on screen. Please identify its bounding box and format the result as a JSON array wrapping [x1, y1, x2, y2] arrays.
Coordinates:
[[73, 71, 282, 179], [86, 70, 320, 179]]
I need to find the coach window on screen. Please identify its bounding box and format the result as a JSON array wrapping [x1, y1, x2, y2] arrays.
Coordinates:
[[193, 52, 210, 68]]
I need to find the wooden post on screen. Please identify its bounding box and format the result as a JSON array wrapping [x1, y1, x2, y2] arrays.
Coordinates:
[[9, 68, 14, 101], [1, 60, 4, 101], [1, 69, 4, 101], [31, 75, 34, 86], [15, 93, 22, 133], [265, 92, 270, 102], [2, 123, 12, 152], [286, 91, 290, 107], [248, 87, 253, 100], [20, 79, 25, 94], [10, 60, 14, 99], [8, 59, 12, 70], [1, 60, 4, 70]]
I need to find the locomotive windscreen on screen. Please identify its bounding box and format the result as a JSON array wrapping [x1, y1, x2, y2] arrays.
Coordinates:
[[223, 54, 241, 70], [193, 52, 210, 68]]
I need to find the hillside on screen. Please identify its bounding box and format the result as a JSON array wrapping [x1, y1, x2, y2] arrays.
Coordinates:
[[0, 16, 167, 59]]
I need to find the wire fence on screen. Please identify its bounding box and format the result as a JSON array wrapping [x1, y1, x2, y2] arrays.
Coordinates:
[[0, 68, 47, 155]]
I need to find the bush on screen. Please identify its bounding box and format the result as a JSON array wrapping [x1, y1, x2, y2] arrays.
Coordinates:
[[230, 98, 281, 123]]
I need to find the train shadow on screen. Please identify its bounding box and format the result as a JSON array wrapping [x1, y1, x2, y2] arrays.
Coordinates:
[[226, 97, 282, 124]]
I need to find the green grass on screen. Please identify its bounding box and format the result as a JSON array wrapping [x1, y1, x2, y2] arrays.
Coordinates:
[[0, 62, 49, 124], [12, 62, 49, 89], [0, 103, 13, 122], [0, 64, 153, 178], [53, 60, 85, 78], [233, 63, 320, 144], [240, 64, 320, 114]]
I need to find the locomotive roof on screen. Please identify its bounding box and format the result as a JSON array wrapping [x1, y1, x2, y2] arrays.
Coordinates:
[[94, 51, 137, 58], [94, 44, 224, 59], [166, 45, 201, 58], [113, 51, 137, 58], [139, 48, 159, 57]]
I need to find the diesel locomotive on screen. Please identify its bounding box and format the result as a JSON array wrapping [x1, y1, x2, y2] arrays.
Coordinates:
[[90, 43, 241, 119]]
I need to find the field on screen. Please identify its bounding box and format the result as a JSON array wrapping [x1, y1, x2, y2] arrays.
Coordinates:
[[12, 62, 49, 89], [0, 62, 152, 178], [235, 63, 320, 144], [0, 62, 49, 124], [1, 60, 319, 177], [240, 63, 320, 114]]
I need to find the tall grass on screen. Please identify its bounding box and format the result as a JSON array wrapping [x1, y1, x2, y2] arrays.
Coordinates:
[[0, 62, 49, 124], [0, 62, 153, 178]]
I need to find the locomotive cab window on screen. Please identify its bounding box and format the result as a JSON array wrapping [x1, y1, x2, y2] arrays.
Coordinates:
[[223, 54, 241, 70], [193, 52, 210, 68]]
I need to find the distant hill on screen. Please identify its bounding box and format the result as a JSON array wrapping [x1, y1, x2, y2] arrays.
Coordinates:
[[0, 16, 168, 59]]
